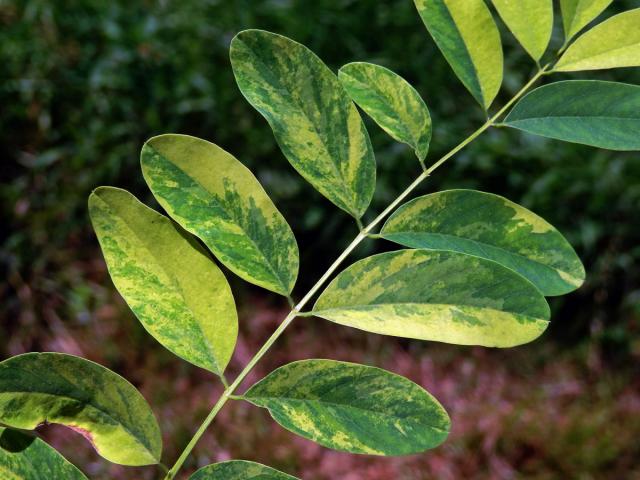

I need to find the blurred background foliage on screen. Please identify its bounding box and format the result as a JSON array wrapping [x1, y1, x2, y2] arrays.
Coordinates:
[[1, 0, 639, 478]]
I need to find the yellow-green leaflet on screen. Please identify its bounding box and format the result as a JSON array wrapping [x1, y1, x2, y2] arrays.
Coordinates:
[[141, 134, 299, 296], [230, 30, 376, 219], [555, 8, 640, 72], [244, 360, 450, 455], [313, 249, 551, 348], [89, 186, 237, 375], [491, 0, 553, 61], [190, 461, 299, 480], [0, 353, 162, 466], [414, 0, 503, 109], [0, 427, 88, 479], [381, 190, 585, 296], [560, 0, 612, 42], [338, 62, 431, 163]]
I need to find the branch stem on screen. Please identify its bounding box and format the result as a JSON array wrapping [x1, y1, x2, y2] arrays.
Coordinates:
[[163, 64, 548, 480]]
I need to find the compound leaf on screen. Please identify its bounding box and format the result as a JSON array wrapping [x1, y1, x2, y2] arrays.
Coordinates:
[[414, 0, 503, 109], [141, 134, 298, 296], [491, 0, 553, 61], [0, 427, 87, 479], [381, 190, 585, 296], [230, 29, 376, 219], [313, 249, 550, 348], [560, 0, 612, 42], [244, 359, 450, 455], [504, 80, 640, 151], [89, 186, 237, 375], [555, 8, 640, 72], [190, 461, 299, 480], [0, 353, 162, 466], [338, 62, 431, 162]]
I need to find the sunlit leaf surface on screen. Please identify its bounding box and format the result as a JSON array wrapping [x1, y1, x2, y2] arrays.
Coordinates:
[[560, 0, 612, 42], [89, 186, 238, 374], [414, 0, 503, 109], [491, 0, 552, 61], [555, 8, 640, 71], [314, 250, 550, 347]]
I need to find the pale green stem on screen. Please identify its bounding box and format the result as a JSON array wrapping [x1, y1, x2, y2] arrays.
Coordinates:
[[558, 39, 570, 56], [163, 64, 548, 480], [285, 295, 295, 309], [164, 310, 298, 479]]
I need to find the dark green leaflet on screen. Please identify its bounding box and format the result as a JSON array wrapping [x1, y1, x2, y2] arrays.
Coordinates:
[[0, 427, 87, 480], [89, 186, 238, 375], [504, 81, 640, 151], [338, 62, 431, 163], [190, 460, 299, 479], [313, 249, 551, 348], [413, 0, 503, 109], [141, 134, 299, 296], [0, 353, 162, 466], [381, 190, 585, 296], [230, 29, 376, 219], [244, 360, 450, 455]]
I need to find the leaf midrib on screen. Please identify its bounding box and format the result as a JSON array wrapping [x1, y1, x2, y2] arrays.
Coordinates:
[[246, 396, 449, 433], [313, 302, 549, 323], [509, 114, 640, 122], [343, 69, 421, 146], [382, 231, 581, 284], [442, 2, 486, 108]]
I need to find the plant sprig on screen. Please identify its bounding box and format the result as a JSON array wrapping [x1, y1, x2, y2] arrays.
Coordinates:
[[2, 1, 639, 478]]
